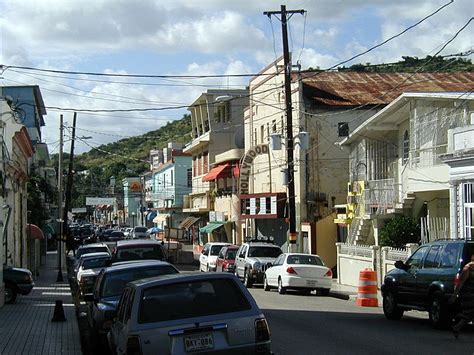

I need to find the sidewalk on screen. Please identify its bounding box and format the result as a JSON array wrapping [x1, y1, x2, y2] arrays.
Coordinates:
[[331, 279, 383, 305], [0, 251, 81, 355]]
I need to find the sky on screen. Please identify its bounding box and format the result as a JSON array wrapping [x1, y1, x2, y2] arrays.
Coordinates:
[[0, 0, 473, 154]]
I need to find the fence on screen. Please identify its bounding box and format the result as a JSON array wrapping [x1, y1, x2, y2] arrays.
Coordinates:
[[336, 242, 419, 288]]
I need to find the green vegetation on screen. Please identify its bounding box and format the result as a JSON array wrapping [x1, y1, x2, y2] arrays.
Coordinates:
[[379, 215, 421, 248]]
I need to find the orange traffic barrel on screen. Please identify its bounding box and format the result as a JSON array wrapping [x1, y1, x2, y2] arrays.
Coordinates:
[[356, 268, 378, 307]]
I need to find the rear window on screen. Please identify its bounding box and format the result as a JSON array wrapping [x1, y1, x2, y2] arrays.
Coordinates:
[[248, 246, 282, 258], [82, 257, 111, 270], [226, 249, 237, 260], [440, 243, 462, 268], [138, 278, 252, 323], [77, 247, 109, 258], [287, 255, 324, 266], [134, 227, 148, 233], [210, 245, 224, 256], [116, 246, 165, 261], [101, 265, 178, 298]]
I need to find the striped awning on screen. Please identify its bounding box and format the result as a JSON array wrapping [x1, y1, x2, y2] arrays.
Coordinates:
[[200, 221, 225, 234], [179, 216, 200, 230]]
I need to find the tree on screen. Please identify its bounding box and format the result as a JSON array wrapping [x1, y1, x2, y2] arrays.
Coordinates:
[[379, 215, 421, 248]]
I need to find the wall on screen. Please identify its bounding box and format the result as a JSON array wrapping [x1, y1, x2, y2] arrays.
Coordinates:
[[315, 213, 338, 268]]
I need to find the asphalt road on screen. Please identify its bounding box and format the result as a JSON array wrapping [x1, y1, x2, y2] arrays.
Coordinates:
[[248, 287, 474, 355]]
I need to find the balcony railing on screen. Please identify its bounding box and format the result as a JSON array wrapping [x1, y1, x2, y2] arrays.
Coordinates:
[[364, 179, 401, 215]]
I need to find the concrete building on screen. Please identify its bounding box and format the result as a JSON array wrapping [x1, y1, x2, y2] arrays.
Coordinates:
[[183, 89, 249, 253]]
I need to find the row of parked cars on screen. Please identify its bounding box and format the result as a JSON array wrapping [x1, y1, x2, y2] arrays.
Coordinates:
[[72, 239, 272, 354], [199, 240, 333, 296]]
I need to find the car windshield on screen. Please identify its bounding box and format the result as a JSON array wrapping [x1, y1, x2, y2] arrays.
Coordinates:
[[226, 249, 237, 260], [287, 255, 324, 266], [248, 246, 282, 258], [210, 245, 224, 256], [82, 257, 111, 270], [116, 246, 165, 261], [102, 265, 178, 298], [134, 227, 148, 233], [77, 247, 109, 259], [138, 278, 252, 323]]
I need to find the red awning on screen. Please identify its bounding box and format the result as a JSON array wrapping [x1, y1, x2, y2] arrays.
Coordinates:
[[27, 224, 45, 240], [233, 165, 240, 178], [202, 163, 231, 182]]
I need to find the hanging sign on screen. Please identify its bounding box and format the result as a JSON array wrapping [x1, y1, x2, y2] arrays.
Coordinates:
[[239, 144, 269, 194]]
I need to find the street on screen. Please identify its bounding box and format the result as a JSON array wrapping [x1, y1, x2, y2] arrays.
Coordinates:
[[248, 287, 474, 355]]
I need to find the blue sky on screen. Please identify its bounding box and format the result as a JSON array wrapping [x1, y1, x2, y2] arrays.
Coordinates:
[[0, 0, 472, 154]]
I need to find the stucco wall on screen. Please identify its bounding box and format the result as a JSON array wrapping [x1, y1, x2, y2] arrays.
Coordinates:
[[315, 213, 338, 268]]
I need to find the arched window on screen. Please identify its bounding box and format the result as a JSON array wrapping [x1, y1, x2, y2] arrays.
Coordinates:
[[402, 130, 409, 165]]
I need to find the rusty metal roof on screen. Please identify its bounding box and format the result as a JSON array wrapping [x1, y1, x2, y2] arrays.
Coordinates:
[[300, 72, 474, 107]]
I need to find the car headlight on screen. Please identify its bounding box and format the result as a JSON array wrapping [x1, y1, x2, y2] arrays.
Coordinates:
[[254, 262, 261, 270]]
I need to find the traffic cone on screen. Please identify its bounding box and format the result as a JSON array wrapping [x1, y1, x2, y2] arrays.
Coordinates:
[[51, 300, 67, 322]]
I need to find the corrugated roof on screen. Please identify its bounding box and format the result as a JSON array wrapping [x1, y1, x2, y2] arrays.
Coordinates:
[[300, 72, 474, 107]]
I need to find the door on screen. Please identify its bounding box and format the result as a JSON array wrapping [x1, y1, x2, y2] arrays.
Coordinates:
[[235, 245, 247, 278], [397, 246, 429, 305], [111, 288, 132, 354], [417, 244, 442, 304], [199, 244, 210, 271], [267, 254, 285, 286]]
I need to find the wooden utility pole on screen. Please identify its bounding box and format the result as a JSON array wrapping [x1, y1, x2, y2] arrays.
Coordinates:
[[57, 115, 64, 282], [264, 5, 305, 251]]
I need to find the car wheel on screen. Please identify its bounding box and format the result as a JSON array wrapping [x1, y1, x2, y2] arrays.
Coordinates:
[[244, 269, 253, 288], [429, 292, 450, 329], [278, 278, 286, 294], [4, 284, 17, 304], [263, 276, 270, 291], [383, 291, 404, 320]]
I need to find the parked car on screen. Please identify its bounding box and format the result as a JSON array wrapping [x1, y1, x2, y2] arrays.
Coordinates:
[[235, 240, 283, 287], [111, 240, 168, 263], [3, 267, 34, 304], [108, 231, 125, 242], [75, 252, 112, 296], [132, 226, 149, 239], [100, 229, 115, 242], [108, 273, 272, 355], [199, 242, 230, 272], [382, 239, 474, 328], [74, 243, 110, 270], [85, 260, 179, 346], [263, 253, 332, 295], [215, 245, 239, 273]]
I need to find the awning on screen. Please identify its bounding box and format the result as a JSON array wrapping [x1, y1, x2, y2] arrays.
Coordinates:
[[153, 214, 170, 224], [202, 163, 231, 182], [200, 221, 225, 234], [27, 224, 45, 240], [146, 211, 157, 221], [179, 216, 200, 230]]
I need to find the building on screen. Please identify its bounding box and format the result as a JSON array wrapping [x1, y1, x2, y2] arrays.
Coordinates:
[[183, 89, 249, 254], [338, 91, 474, 245]]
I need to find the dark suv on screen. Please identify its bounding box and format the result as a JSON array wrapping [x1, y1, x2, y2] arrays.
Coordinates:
[[382, 239, 474, 328], [3, 267, 34, 304]]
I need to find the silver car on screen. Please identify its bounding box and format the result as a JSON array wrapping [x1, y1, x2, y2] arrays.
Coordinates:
[[108, 273, 272, 354]]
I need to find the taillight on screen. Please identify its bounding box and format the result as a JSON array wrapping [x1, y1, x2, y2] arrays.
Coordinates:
[[325, 269, 333, 278], [255, 318, 270, 342], [223, 261, 229, 270], [286, 266, 297, 274], [454, 273, 461, 287], [126, 336, 142, 355]]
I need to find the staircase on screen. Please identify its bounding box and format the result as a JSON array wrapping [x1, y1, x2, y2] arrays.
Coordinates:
[[347, 217, 372, 245], [387, 192, 416, 214]]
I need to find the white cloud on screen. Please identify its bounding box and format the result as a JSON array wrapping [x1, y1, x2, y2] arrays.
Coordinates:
[[298, 48, 339, 70]]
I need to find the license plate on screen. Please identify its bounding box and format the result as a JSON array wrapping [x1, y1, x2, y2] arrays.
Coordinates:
[[184, 333, 214, 352], [306, 280, 318, 286]]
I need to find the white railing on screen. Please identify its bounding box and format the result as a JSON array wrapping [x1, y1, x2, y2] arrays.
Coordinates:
[[346, 189, 366, 245], [364, 178, 398, 215], [420, 216, 449, 244]]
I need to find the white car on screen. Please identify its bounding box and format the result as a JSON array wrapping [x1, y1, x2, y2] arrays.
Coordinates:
[[263, 253, 332, 295], [75, 252, 111, 295], [199, 242, 230, 272]]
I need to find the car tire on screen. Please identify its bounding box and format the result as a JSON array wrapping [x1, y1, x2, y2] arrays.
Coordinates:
[[263, 276, 270, 291], [244, 269, 253, 288], [429, 292, 450, 329], [278, 278, 286, 294], [382, 291, 404, 320], [4, 284, 17, 304]]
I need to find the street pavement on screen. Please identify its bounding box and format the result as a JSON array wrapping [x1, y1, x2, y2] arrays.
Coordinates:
[[0, 251, 81, 355], [249, 286, 474, 355]]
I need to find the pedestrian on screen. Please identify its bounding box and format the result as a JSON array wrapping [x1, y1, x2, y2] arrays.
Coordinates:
[[450, 253, 474, 338]]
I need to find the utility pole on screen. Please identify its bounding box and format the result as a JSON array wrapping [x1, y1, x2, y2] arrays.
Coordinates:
[[57, 115, 64, 282], [63, 112, 77, 251], [264, 5, 305, 252]]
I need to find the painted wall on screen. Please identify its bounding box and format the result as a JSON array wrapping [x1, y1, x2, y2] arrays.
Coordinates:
[[315, 213, 338, 268]]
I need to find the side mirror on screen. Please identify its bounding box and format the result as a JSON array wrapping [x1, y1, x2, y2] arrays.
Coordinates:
[[394, 260, 406, 270], [83, 294, 95, 302]]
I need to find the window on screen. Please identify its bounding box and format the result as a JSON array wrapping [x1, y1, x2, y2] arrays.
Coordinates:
[[287, 255, 324, 266], [440, 243, 462, 268], [248, 247, 282, 258], [203, 151, 209, 174], [187, 168, 192, 187], [210, 245, 224, 256], [138, 279, 252, 323], [402, 130, 409, 165], [260, 125, 264, 143], [170, 170, 174, 186], [198, 154, 202, 176], [423, 245, 441, 268], [406, 246, 429, 271], [272, 120, 277, 133], [193, 157, 197, 178], [463, 183, 474, 240]]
